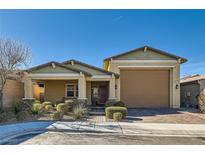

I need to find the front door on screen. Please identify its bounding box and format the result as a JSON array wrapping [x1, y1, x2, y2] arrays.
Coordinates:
[[91, 86, 108, 106]]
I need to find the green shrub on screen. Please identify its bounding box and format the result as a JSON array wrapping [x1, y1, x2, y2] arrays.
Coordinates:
[[12, 101, 23, 114], [33, 100, 41, 104], [105, 101, 125, 108], [105, 101, 114, 108], [45, 105, 53, 112], [16, 110, 31, 121], [105, 106, 127, 119], [42, 101, 52, 108], [114, 101, 125, 107], [31, 103, 43, 114], [113, 112, 123, 122], [64, 99, 76, 111], [56, 103, 68, 114], [73, 104, 88, 120], [65, 99, 75, 107], [0, 109, 16, 122], [51, 111, 64, 120]]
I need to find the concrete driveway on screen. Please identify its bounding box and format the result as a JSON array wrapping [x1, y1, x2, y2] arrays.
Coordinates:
[[125, 108, 205, 124]]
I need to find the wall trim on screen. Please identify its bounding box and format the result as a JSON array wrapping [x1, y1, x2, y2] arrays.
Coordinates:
[[118, 65, 175, 68], [111, 60, 178, 63]]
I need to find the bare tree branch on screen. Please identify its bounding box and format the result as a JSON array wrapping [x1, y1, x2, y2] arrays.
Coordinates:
[[0, 38, 31, 109]]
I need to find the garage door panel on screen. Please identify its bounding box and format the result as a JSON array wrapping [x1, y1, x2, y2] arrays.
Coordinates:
[[120, 69, 169, 108]]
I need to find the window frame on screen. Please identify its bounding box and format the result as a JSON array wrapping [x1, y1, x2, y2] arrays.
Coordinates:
[[65, 83, 79, 98]]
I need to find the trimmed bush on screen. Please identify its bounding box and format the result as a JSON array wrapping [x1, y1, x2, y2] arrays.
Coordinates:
[[105, 106, 127, 119], [51, 111, 64, 120], [114, 101, 125, 107], [105, 101, 125, 108], [56, 103, 68, 114], [31, 103, 43, 114], [42, 101, 52, 108], [73, 104, 88, 120], [45, 105, 53, 112], [113, 112, 123, 122]]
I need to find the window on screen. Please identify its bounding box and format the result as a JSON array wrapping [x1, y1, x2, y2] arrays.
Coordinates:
[[38, 83, 45, 88], [66, 84, 78, 98]]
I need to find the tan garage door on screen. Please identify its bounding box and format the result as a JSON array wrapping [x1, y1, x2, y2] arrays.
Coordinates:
[[120, 69, 170, 108]]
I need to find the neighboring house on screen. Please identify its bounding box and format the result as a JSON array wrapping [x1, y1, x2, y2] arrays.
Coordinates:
[[24, 46, 187, 108], [2, 72, 24, 108], [180, 75, 205, 108]]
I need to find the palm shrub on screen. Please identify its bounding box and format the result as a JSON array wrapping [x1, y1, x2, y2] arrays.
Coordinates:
[[73, 103, 88, 120], [105, 106, 127, 119], [56, 103, 68, 114]]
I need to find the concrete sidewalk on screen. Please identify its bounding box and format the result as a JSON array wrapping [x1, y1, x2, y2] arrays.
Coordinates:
[[119, 122, 205, 137], [1, 121, 205, 144]]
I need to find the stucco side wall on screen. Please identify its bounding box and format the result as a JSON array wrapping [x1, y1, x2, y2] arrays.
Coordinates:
[[3, 79, 24, 108]]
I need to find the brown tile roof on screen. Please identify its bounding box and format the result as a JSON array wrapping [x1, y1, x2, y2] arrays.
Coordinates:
[[180, 74, 205, 84]]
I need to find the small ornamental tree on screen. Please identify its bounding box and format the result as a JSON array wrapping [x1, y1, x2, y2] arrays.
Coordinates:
[[0, 38, 31, 109]]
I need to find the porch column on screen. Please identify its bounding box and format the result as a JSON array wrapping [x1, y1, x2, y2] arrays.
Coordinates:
[[78, 72, 87, 101], [109, 74, 116, 100], [24, 77, 33, 98]]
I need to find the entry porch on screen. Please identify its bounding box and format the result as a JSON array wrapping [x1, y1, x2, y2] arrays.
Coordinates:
[[23, 74, 116, 106]]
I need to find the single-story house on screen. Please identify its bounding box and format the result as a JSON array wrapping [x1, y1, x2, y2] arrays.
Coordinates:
[[180, 74, 205, 108], [23, 46, 187, 108]]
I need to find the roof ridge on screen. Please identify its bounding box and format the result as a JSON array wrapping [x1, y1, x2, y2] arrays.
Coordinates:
[[62, 59, 119, 77], [26, 61, 92, 76], [104, 45, 187, 63]]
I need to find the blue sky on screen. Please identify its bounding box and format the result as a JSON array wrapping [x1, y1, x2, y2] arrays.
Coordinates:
[[0, 10, 205, 77]]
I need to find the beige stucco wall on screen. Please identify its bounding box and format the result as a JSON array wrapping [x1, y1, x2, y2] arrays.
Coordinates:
[[34, 80, 78, 103], [3, 79, 24, 108]]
